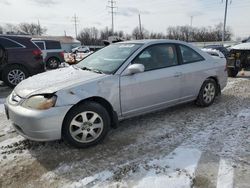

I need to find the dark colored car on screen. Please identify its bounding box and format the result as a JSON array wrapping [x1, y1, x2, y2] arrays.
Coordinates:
[[32, 39, 64, 69], [0, 35, 44, 87], [227, 43, 250, 77], [204, 45, 229, 57], [0, 44, 7, 65]]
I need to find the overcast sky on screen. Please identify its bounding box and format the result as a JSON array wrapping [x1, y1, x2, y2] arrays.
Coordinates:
[[0, 0, 249, 39]]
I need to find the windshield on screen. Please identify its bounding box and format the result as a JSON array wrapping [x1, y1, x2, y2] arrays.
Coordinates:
[[76, 43, 142, 74]]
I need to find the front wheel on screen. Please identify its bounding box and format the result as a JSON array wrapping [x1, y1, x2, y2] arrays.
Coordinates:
[[196, 79, 217, 107], [62, 102, 111, 148]]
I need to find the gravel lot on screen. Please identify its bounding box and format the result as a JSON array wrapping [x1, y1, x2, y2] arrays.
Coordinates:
[[0, 74, 249, 188]]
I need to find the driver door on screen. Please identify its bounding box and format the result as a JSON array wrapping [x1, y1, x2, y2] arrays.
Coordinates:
[[120, 44, 182, 117]]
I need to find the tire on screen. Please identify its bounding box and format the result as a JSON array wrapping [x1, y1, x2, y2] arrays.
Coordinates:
[[2, 65, 29, 88], [227, 68, 238, 77], [196, 79, 217, 107], [62, 102, 111, 148], [47, 57, 60, 69]]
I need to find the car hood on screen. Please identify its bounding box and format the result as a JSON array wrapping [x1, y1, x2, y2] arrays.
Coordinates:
[[14, 66, 106, 98]]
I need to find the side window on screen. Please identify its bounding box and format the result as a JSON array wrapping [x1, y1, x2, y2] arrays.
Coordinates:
[[0, 38, 23, 49], [46, 41, 61, 49], [132, 44, 178, 71], [34, 41, 45, 50], [179, 45, 204, 64]]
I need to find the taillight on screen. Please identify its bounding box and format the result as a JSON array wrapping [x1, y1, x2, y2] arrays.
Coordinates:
[[60, 52, 64, 58], [32, 49, 42, 57]]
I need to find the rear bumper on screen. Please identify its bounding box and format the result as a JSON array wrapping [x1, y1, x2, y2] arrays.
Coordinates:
[[5, 98, 72, 141]]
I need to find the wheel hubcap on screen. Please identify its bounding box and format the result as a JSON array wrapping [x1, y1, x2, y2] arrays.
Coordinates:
[[49, 59, 58, 68], [7, 69, 25, 85], [203, 83, 216, 104], [69, 111, 103, 143]]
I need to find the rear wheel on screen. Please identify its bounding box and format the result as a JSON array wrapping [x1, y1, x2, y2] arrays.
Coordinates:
[[47, 57, 60, 69], [227, 68, 238, 77], [196, 79, 217, 107], [62, 102, 110, 148], [2, 65, 29, 88]]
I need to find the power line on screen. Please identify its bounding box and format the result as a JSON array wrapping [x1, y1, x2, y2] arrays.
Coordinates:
[[107, 0, 117, 35], [72, 14, 79, 39]]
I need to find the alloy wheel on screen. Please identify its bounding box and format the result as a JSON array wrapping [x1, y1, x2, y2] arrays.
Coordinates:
[[7, 69, 26, 86], [203, 83, 216, 104], [69, 111, 104, 143]]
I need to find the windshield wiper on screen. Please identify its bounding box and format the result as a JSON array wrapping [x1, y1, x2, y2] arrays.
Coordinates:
[[81, 67, 92, 71], [92, 69, 105, 74], [81, 67, 104, 74]]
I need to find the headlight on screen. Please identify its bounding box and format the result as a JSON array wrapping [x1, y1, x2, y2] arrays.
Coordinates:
[[22, 95, 57, 110]]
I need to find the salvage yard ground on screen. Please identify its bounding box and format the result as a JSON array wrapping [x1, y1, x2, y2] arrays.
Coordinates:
[[0, 74, 249, 188]]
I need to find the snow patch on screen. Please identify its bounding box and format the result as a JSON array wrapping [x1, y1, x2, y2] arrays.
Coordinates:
[[131, 148, 201, 188], [133, 173, 192, 188], [0, 104, 4, 113], [0, 98, 6, 113], [230, 42, 250, 50], [75, 147, 202, 188], [216, 159, 234, 188], [66, 171, 113, 188], [237, 108, 250, 119]]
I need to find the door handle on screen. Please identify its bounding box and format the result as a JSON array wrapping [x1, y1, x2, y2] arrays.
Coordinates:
[[174, 72, 182, 77]]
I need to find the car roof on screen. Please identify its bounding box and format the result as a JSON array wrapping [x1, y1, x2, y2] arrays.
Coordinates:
[[32, 39, 60, 42], [204, 45, 225, 48], [0, 34, 32, 40], [117, 39, 187, 45]]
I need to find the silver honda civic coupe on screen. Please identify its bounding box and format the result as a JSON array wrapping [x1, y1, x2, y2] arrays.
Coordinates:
[[5, 40, 228, 148]]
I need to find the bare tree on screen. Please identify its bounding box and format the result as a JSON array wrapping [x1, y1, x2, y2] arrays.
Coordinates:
[[100, 27, 113, 41], [132, 26, 149, 39], [19, 23, 47, 35], [166, 23, 232, 42], [5, 24, 19, 34]]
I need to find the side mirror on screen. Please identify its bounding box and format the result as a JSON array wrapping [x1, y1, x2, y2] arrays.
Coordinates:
[[124, 64, 145, 75]]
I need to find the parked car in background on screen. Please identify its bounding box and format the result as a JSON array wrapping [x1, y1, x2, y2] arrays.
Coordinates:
[[202, 48, 225, 58], [203, 45, 229, 57], [0, 44, 7, 65], [71, 45, 91, 53], [32, 39, 64, 69], [5, 39, 227, 148], [227, 42, 250, 77], [0, 35, 44, 87]]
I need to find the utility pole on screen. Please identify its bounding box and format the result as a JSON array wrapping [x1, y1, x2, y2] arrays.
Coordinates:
[[107, 0, 117, 35], [222, 0, 229, 43], [138, 13, 142, 39], [190, 16, 193, 27], [72, 14, 79, 39], [37, 19, 41, 36]]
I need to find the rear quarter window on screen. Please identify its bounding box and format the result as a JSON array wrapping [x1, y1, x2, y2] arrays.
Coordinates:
[[34, 41, 45, 50], [179, 45, 204, 64]]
